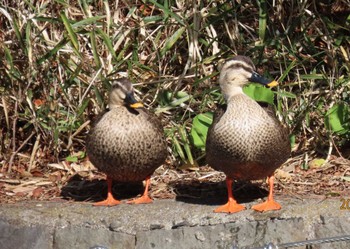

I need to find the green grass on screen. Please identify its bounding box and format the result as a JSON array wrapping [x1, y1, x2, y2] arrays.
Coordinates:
[[0, 0, 349, 173]]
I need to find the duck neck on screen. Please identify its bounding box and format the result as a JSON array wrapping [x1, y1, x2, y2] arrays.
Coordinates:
[[222, 86, 244, 102]]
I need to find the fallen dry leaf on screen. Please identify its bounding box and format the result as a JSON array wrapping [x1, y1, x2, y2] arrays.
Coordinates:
[[32, 187, 44, 198]]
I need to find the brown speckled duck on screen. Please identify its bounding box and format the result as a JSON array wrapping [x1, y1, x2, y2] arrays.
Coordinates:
[[86, 78, 167, 206], [206, 56, 290, 213]]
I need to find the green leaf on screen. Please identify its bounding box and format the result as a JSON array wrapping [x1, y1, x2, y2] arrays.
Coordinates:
[[190, 112, 213, 149], [90, 31, 101, 69], [143, 15, 163, 24], [65, 151, 86, 162], [257, 0, 267, 42], [72, 16, 105, 28], [160, 27, 185, 56], [96, 28, 117, 60], [325, 103, 349, 135], [300, 74, 325, 80], [243, 83, 275, 105], [77, 98, 90, 117], [66, 155, 78, 162], [178, 126, 194, 165], [275, 90, 297, 99], [173, 136, 186, 162], [147, 0, 185, 25], [37, 38, 68, 64], [279, 60, 297, 82], [60, 12, 80, 53]]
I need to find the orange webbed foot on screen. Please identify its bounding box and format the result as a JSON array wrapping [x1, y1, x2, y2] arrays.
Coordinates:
[[252, 175, 281, 212], [214, 200, 245, 213], [127, 176, 153, 205], [127, 195, 153, 204], [251, 199, 281, 212], [93, 177, 120, 206], [93, 196, 121, 206], [214, 177, 245, 213]]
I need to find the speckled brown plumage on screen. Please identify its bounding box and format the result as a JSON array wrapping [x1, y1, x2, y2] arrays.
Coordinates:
[[205, 55, 290, 213], [86, 78, 167, 205], [87, 107, 167, 182], [206, 95, 290, 180]]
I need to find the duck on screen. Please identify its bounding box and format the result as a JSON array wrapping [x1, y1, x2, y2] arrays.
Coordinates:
[[206, 55, 290, 213], [86, 78, 167, 206]]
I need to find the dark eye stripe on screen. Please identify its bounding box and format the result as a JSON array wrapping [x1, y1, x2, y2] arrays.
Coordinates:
[[225, 62, 254, 74], [111, 78, 134, 93]]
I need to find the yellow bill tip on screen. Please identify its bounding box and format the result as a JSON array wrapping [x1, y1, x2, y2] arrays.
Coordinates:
[[267, 80, 279, 88], [130, 102, 144, 109]]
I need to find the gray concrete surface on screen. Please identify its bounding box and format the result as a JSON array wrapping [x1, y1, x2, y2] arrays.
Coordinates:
[[0, 198, 349, 249]]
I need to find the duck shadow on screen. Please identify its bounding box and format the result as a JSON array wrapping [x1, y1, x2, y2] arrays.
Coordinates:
[[171, 180, 269, 206], [60, 174, 144, 203]]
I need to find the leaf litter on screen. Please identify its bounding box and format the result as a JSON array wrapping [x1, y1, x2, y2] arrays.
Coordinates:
[[0, 155, 349, 204]]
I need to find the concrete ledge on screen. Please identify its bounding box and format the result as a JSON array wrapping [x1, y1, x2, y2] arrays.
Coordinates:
[[0, 198, 349, 249]]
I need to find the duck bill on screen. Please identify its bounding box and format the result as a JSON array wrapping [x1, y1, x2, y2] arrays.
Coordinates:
[[125, 92, 144, 109], [250, 72, 279, 88]]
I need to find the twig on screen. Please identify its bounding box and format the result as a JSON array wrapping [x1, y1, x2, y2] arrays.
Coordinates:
[[7, 132, 35, 173], [292, 181, 317, 185], [1, 97, 10, 129], [28, 134, 41, 172], [7, 99, 18, 173], [329, 135, 343, 158]]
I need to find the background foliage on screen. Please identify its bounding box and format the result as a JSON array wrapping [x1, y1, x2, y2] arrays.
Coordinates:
[[0, 0, 349, 174]]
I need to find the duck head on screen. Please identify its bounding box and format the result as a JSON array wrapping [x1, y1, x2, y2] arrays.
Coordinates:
[[109, 78, 144, 109], [219, 55, 278, 101]]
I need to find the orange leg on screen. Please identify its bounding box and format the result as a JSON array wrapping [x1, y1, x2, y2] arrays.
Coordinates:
[[93, 177, 121, 206], [214, 177, 245, 213], [252, 175, 281, 212], [127, 176, 153, 204]]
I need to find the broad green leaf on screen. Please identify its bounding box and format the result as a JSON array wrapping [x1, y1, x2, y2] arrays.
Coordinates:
[[325, 103, 349, 135], [190, 112, 213, 149], [190, 127, 205, 149], [243, 83, 275, 105]]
